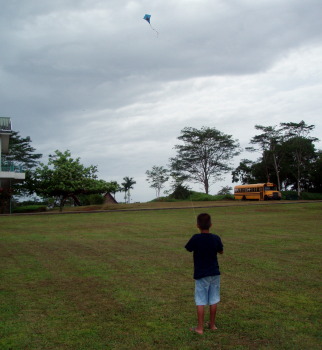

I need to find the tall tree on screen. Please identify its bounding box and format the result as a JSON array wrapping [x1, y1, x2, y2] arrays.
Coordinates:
[[1, 131, 42, 198], [146, 166, 169, 198], [232, 159, 257, 184], [29, 150, 116, 211], [170, 127, 240, 194], [235, 121, 320, 194], [109, 181, 122, 198], [280, 121, 319, 196], [307, 150, 322, 192], [121, 176, 136, 203], [3, 131, 42, 169], [247, 125, 284, 190]]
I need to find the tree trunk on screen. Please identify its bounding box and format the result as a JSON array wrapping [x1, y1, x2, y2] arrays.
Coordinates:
[[272, 154, 281, 190], [204, 179, 209, 195], [59, 195, 66, 212], [297, 166, 301, 198], [70, 194, 81, 206]]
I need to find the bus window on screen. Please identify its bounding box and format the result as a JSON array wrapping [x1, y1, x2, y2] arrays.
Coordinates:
[[264, 186, 277, 191]]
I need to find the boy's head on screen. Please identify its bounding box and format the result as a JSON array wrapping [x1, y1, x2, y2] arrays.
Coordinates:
[[197, 213, 212, 230]]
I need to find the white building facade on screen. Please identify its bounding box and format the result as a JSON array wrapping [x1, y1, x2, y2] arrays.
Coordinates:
[[0, 117, 25, 213]]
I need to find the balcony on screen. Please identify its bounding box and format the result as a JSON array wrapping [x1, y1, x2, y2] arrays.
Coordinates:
[[0, 161, 25, 180], [0, 117, 12, 133]]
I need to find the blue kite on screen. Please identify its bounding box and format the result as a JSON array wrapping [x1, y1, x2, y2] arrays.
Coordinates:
[[143, 14, 159, 37]]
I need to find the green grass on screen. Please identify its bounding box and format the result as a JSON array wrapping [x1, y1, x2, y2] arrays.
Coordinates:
[[1, 203, 321, 349]]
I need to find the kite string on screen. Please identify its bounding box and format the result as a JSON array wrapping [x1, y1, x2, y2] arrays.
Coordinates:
[[149, 23, 159, 37], [189, 193, 197, 223]]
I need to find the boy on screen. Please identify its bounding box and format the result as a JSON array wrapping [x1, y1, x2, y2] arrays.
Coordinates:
[[185, 213, 224, 335]]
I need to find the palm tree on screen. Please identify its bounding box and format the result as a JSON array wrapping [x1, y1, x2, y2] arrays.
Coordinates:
[[121, 176, 136, 203]]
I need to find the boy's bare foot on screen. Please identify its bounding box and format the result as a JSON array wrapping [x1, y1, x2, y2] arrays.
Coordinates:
[[190, 327, 203, 335], [207, 322, 218, 330]]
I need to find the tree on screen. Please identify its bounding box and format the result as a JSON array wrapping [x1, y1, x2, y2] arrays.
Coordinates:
[[168, 183, 192, 200], [280, 121, 319, 196], [233, 121, 320, 195], [146, 166, 169, 198], [282, 136, 317, 195], [3, 131, 42, 169], [29, 150, 116, 211], [247, 125, 284, 190], [1, 131, 42, 198], [307, 150, 322, 192], [170, 127, 241, 194], [109, 181, 122, 198], [232, 159, 257, 184], [121, 176, 136, 203], [217, 186, 233, 195]]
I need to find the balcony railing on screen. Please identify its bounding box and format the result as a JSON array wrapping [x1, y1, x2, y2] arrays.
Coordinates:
[[0, 117, 12, 132], [0, 161, 25, 173]]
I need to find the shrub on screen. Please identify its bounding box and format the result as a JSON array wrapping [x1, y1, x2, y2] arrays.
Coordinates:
[[281, 191, 322, 200], [150, 197, 178, 202], [300, 192, 322, 200], [79, 194, 105, 205], [13, 205, 47, 213], [281, 191, 299, 200], [190, 193, 234, 201], [169, 184, 192, 200]]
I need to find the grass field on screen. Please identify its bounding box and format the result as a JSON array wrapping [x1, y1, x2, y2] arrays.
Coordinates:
[[1, 202, 321, 349]]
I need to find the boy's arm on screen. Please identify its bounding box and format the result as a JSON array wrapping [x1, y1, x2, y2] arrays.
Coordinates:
[[218, 237, 224, 254], [185, 241, 193, 252], [185, 235, 195, 252]]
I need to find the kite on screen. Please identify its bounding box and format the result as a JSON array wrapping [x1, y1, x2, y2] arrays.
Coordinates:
[[143, 14, 159, 37]]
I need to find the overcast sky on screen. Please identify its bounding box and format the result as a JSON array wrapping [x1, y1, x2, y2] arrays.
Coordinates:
[[1, 0, 322, 202]]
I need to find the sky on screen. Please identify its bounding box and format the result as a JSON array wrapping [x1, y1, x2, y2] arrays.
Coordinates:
[[1, 0, 322, 202]]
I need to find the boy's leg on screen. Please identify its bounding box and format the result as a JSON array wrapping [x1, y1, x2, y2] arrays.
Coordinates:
[[192, 277, 208, 334], [195, 305, 205, 334], [208, 275, 220, 330], [209, 303, 218, 330]]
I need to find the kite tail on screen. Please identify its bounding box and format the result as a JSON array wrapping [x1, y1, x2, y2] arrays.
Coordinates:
[[149, 23, 159, 37]]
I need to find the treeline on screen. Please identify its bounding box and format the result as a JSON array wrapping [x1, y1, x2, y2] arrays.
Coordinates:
[[146, 121, 321, 198], [232, 121, 321, 195], [3, 120, 321, 209], [2, 133, 136, 210]]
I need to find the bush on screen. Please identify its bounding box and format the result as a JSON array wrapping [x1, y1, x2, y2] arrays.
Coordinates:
[[150, 197, 178, 202], [169, 184, 192, 200], [13, 205, 47, 213], [190, 192, 234, 201], [79, 194, 105, 205], [281, 191, 299, 200], [281, 191, 322, 200], [152, 191, 235, 202], [300, 192, 322, 200]]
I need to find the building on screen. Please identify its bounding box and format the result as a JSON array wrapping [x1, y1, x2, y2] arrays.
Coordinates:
[[104, 192, 118, 204], [0, 117, 25, 213]]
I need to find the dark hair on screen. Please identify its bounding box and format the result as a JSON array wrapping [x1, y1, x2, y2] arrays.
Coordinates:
[[197, 213, 212, 230]]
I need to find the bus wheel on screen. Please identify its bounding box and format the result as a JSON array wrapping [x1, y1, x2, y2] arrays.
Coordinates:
[[264, 195, 268, 201], [242, 196, 246, 201]]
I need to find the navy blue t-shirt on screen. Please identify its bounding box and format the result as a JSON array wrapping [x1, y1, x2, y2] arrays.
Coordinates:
[[185, 233, 223, 280]]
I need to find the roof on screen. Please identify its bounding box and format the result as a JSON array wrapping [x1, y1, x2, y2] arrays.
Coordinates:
[[0, 117, 12, 132]]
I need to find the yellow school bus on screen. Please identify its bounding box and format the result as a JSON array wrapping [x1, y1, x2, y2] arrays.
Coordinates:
[[234, 183, 281, 201]]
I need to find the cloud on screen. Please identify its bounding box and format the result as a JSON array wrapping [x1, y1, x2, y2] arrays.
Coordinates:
[[1, 0, 322, 201]]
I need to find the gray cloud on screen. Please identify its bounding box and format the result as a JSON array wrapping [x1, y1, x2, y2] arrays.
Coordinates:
[[1, 0, 322, 201]]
